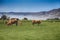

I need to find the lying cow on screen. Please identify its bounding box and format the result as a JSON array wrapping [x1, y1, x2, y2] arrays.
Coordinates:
[[32, 20, 41, 26], [6, 18, 19, 26]]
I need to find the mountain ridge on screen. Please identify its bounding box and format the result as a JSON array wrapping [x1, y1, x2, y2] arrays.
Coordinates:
[[0, 8, 60, 20], [0, 8, 60, 15]]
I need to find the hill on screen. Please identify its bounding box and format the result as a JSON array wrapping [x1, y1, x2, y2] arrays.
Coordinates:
[[0, 8, 60, 20]]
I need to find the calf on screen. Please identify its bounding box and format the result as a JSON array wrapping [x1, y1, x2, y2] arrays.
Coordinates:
[[32, 20, 41, 26]]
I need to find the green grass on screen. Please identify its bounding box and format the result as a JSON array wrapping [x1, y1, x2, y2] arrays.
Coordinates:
[[0, 20, 60, 40]]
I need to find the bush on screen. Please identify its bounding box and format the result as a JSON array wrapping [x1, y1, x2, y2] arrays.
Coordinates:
[[1, 15, 7, 20], [23, 17, 28, 20]]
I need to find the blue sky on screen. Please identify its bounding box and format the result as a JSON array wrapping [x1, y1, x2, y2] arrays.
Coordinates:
[[0, 0, 60, 12]]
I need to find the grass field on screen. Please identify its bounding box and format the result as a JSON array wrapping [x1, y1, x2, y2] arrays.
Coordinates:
[[0, 20, 60, 40]]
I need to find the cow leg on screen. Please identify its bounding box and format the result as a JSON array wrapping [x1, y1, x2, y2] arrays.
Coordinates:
[[7, 23, 12, 26], [16, 22, 18, 26], [32, 23, 34, 25], [15, 21, 18, 26]]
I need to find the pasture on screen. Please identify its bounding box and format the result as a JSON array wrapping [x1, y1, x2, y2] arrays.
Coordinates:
[[0, 20, 60, 40]]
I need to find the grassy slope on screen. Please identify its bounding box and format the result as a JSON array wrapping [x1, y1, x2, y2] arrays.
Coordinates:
[[0, 20, 60, 40]]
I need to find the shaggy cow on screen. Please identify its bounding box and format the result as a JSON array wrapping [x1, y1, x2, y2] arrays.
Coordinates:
[[32, 20, 41, 26], [6, 18, 19, 26]]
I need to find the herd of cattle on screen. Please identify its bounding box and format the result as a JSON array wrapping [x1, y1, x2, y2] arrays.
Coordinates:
[[5, 18, 41, 26]]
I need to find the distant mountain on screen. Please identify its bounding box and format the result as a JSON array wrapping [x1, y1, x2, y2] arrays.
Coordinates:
[[0, 8, 60, 20], [47, 8, 60, 18], [0, 8, 60, 15]]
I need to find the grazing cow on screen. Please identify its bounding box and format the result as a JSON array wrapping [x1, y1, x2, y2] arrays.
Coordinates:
[[32, 20, 41, 26], [6, 18, 19, 26]]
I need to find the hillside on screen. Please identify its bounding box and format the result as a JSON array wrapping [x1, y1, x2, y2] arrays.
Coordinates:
[[0, 8, 60, 20]]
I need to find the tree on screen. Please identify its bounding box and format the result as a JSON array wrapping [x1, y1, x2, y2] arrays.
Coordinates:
[[54, 18, 59, 20], [1, 15, 7, 20], [1, 15, 7, 23], [23, 17, 28, 20]]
